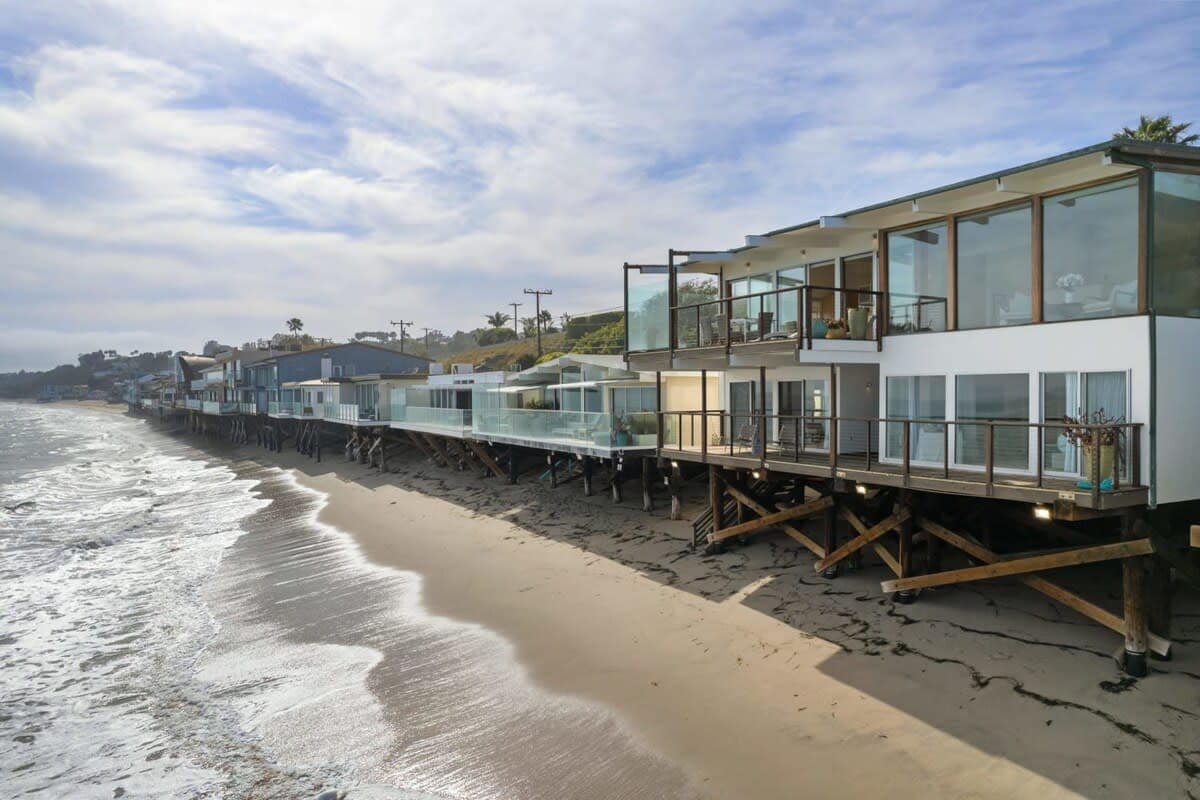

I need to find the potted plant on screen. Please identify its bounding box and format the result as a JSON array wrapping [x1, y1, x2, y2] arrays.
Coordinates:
[[612, 414, 632, 447], [825, 318, 848, 339], [1062, 409, 1123, 490], [1056, 273, 1085, 303], [847, 306, 870, 339]]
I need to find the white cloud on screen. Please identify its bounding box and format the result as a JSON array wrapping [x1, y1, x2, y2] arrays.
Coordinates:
[[1, 0, 1198, 369]]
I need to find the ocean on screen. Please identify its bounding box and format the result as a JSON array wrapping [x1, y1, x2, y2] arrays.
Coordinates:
[[0, 403, 696, 799]]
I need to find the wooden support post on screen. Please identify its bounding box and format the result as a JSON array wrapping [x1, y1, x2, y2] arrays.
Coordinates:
[[582, 457, 594, 496], [642, 457, 654, 512], [821, 494, 840, 577], [708, 465, 722, 539], [1122, 512, 1149, 677], [896, 511, 915, 603], [611, 460, 623, 504], [508, 447, 520, 484], [549, 455, 559, 487], [669, 462, 683, 520]]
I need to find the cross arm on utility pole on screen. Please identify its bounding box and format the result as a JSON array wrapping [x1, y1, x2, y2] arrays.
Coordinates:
[[389, 320, 413, 352]]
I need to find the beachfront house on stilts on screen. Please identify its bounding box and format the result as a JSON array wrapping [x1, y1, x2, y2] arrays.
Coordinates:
[[625, 140, 1200, 676]]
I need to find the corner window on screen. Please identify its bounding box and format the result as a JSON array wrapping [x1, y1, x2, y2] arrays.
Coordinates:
[[1152, 171, 1200, 317], [1043, 178, 1139, 321], [887, 223, 948, 333]]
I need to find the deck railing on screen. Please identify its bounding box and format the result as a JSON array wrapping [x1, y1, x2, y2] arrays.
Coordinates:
[[660, 410, 1142, 502], [185, 398, 203, 411], [395, 406, 471, 430], [886, 293, 948, 334], [473, 408, 658, 448], [238, 402, 258, 415], [671, 285, 884, 351]]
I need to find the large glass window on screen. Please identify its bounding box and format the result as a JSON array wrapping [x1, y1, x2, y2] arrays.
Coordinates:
[[956, 203, 1033, 328], [1043, 178, 1139, 321], [955, 374, 1030, 470], [809, 261, 837, 320], [842, 254, 875, 310], [1153, 171, 1200, 317], [778, 379, 829, 450], [1042, 371, 1128, 478], [885, 376, 945, 461], [775, 266, 806, 336], [887, 223, 948, 333]]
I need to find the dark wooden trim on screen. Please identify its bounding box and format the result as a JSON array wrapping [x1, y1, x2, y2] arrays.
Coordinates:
[[1137, 169, 1149, 314], [1031, 195, 1044, 323], [946, 214, 958, 331]]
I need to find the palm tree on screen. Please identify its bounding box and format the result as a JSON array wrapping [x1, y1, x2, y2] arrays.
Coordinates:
[[485, 311, 510, 328], [286, 317, 304, 334], [1114, 114, 1199, 145], [520, 316, 538, 337]]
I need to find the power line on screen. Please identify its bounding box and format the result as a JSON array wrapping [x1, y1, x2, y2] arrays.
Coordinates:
[[389, 320, 413, 353]]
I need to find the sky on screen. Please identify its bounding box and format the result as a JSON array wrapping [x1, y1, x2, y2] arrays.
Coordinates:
[[1, 1, 1198, 371]]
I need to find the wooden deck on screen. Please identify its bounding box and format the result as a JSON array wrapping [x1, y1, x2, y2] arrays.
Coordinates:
[[662, 443, 1147, 512]]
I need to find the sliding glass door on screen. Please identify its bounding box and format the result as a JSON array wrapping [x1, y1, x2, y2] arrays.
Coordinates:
[[1042, 371, 1128, 479], [778, 379, 829, 452]]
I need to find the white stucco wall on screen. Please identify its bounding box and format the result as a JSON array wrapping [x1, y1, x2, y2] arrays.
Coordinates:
[[877, 315, 1151, 480]]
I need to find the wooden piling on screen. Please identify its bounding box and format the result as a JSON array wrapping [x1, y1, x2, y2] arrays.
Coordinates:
[[668, 462, 683, 520], [1122, 511, 1149, 677], [582, 457, 594, 496], [642, 457, 654, 512]]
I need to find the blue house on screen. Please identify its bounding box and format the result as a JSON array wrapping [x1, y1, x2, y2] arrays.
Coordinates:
[[255, 343, 430, 413]]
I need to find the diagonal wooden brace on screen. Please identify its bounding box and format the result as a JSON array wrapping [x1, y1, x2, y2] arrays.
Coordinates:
[[813, 507, 911, 573], [710, 495, 833, 543], [720, 478, 825, 558], [919, 519, 1170, 658], [467, 440, 508, 480], [881, 538, 1155, 594]]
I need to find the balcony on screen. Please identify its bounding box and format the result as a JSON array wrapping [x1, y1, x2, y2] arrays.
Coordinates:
[[185, 398, 203, 411], [660, 411, 1146, 510], [391, 406, 472, 435], [671, 284, 888, 353], [473, 409, 658, 452], [190, 379, 205, 390], [202, 401, 239, 415], [238, 402, 258, 415], [268, 401, 302, 417]]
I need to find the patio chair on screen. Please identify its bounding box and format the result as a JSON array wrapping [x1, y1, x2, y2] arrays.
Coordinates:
[[734, 421, 760, 454], [756, 310, 777, 340], [775, 418, 799, 457]]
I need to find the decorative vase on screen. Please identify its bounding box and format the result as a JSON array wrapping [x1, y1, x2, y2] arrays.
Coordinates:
[[1078, 443, 1115, 489], [1063, 290, 1077, 303], [810, 320, 828, 338], [847, 307, 869, 340], [826, 327, 847, 340]]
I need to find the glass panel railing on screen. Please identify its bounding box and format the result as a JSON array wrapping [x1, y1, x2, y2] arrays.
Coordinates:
[[473, 409, 658, 447], [185, 399, 202, 411], [398, 407, 470, 429], [627, 266, 670, 352], [238, 402, 257, 415]]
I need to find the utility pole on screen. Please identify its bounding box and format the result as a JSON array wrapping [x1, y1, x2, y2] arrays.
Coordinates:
[[421, 327, 440, 354], [389, 320, 413, 353], [508, 302, 522, 338], [523, 288, 553, 356]]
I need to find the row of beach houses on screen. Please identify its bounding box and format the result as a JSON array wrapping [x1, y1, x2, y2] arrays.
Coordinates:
[[132, 139, 1200, 677]]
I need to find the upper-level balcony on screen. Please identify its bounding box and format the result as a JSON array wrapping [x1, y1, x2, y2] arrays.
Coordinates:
[[202, 400, 239, 415], [670, 284, 893, 353]]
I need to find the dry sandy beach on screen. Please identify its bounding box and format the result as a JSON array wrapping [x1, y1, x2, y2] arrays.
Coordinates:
[[134, 406, 1200, 799]]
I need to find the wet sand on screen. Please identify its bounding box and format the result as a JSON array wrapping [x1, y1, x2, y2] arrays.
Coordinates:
[[146, 413, 1200, 799]]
